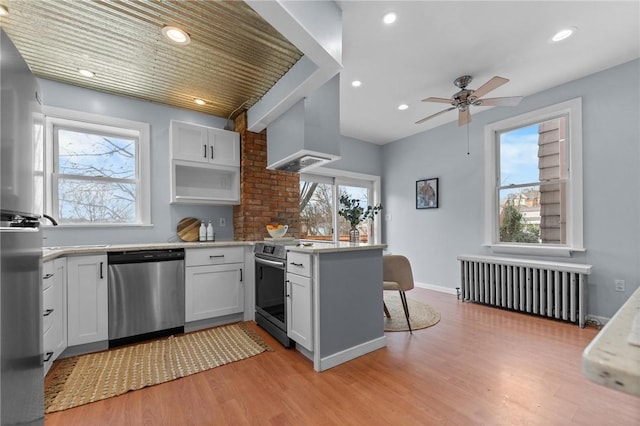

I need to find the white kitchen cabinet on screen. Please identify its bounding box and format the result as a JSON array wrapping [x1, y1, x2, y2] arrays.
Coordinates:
[[171, 120, 240, 167], [66, 254, 108, 346], [185, 247, 245, 322], [170, 121, 240, 205], [286, 252, 313, 351], [43, 258, 67, 376]]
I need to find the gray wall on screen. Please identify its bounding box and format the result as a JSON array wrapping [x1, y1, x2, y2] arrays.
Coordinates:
[[39, 79, 235, 246], [329, 134, 383, 176], [382, 59, 640, 318]]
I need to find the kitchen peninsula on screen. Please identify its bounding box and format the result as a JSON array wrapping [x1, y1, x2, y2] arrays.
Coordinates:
[[42, 240, 387, 373], [286, 242, 387, 371]]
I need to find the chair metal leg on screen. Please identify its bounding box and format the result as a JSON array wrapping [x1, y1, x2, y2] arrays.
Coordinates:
[[399, 291, 412, 334], [383, 301, 391, 318]]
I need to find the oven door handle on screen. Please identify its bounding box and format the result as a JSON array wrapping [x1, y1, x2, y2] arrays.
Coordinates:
[[255, 257, 286, 269]]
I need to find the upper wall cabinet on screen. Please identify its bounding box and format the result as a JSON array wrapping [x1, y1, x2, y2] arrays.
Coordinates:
[[170, 121, 240, 205], [171, 120, 240, 167]]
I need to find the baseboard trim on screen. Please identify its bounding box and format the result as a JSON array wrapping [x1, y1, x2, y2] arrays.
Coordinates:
[[414, 281, 458, 295], [586, 314, 610, 327], [317, 336, 386, 372]]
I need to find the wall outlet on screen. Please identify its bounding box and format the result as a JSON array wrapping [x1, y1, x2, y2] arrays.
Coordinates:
[[614, 279, 625, 292], [219, 218, 226, 227]]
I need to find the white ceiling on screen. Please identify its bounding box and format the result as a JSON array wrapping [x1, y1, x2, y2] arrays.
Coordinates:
[[337, 1, 640, 144]]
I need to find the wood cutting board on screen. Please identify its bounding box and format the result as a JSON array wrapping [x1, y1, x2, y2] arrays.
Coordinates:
[[177, 217, 201, 242]]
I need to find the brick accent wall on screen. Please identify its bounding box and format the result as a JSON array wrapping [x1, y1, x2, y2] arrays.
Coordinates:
[[232, 111, 300, 241]]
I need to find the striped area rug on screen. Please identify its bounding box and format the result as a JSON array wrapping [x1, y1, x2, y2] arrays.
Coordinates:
[[45, 322, 271, 413]]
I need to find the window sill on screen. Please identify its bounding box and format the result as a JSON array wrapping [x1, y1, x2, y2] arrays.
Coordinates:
[[484, 243, 585, 258], [43, 223, 154, 229]]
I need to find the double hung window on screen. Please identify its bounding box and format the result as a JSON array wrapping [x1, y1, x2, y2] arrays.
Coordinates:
[[484, 98, 583, 256], [44, 108, 150, 225]]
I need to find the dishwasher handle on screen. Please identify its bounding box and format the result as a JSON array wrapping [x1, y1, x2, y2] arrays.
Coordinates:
[[108, 249, 185, 264]]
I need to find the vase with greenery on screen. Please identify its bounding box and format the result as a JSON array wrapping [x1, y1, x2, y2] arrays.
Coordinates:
[[338, 194, 383, 243]]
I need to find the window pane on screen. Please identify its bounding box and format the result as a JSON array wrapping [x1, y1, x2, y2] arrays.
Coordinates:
[[500, 117, 567, 186], [300, 181, 333, 239], [499, 124, 540, 186], [58, 178, 136, 224], [499, 183, 566, 244], [57, 128, 136, 179], [338, 185, 370, 242]]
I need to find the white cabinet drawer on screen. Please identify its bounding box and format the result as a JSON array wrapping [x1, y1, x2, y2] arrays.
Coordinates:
[[287, 252, 312, 277], [43, 326, 55, 375], [42, 260, 54, 291], [186, 247, 244, 266], [43, 284, 55, 334]]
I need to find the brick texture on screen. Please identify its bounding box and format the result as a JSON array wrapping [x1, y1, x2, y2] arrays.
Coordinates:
[[232, 111, 300, 240]]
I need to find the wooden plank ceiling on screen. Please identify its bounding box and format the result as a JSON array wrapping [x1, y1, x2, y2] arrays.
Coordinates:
[[0, 0, 303, 119]]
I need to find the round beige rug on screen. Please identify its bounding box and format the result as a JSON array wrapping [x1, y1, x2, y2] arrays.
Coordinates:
[[384, 294, 440, 332]]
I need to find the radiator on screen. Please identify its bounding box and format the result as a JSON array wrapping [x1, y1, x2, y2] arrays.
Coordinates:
[[457, 255, 592, 327]]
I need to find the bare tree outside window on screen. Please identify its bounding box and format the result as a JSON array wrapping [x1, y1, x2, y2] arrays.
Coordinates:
[[55, 128, 137, 224], [300, 179, 373, 242], [300, 181, 333, 238]]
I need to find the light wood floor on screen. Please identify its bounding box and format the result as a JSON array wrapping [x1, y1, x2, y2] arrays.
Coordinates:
[[45, 288, 640, 425]]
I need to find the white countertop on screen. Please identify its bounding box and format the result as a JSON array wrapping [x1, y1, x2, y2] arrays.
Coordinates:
[[582, 286, 640, 397], [42, 241, 250, 261], [287, 241, 387, 254], [42, 240, 387, 260]]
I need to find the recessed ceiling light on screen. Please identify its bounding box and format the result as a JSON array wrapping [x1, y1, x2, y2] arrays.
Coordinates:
[[351, 80, 362, 87], [0, 5, 9, 16], [397, 104, 409, 111], [383, 12, 396, 25], [194, 98, 206, 105], [78, 69, 95, 78], [551, 27, 577, 43], [162, 25, 191, 45]]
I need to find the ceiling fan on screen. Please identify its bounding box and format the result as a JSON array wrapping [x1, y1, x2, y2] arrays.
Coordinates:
[[416, 75, 523, 126]]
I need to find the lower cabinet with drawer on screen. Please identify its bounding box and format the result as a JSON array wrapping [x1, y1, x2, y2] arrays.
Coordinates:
[[43, 257, 67, 376], [185, 247, 245, 322], [286, 251, 313, 351]]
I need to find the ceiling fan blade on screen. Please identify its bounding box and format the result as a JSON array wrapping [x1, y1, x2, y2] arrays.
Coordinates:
[[476, 96, 523, 107], [472, 76, 509, 99], [421, 96, 453, 104], [458, 109, 471, 126], [415, 106, 457, 124]]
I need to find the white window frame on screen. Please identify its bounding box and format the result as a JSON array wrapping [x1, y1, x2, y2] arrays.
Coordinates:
[[43, 106, 151, 226], [484, 98, 584, 257], [300, 167, 382, 244]]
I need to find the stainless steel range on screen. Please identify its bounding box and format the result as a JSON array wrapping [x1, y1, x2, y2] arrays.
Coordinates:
[[254, 241, 298, 348]]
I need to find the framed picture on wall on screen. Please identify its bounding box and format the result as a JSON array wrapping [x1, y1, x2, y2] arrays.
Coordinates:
[[416, 178, 438, 209]]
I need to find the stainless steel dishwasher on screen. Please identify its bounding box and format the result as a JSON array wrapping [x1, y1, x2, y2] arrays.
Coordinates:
[[108, 249, 185, 347]]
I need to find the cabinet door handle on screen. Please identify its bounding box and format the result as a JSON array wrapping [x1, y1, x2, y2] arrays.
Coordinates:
[[100, 262, 104, 279], [43, 273, 54, 279], [210, 145, 214, 159], [43, 308, 54, 317], [240, 268, 243, 282], [209, 255, 225, 259], [203, 144, 207, 158], [289, 262, 304, 267], [43, 351, 54, 362]]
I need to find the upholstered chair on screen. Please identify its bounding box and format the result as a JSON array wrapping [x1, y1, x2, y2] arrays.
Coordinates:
[[383, 255, 415, 333]]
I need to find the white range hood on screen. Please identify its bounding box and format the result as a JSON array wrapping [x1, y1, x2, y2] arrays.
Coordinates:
[[267, 75, 341, 172]]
